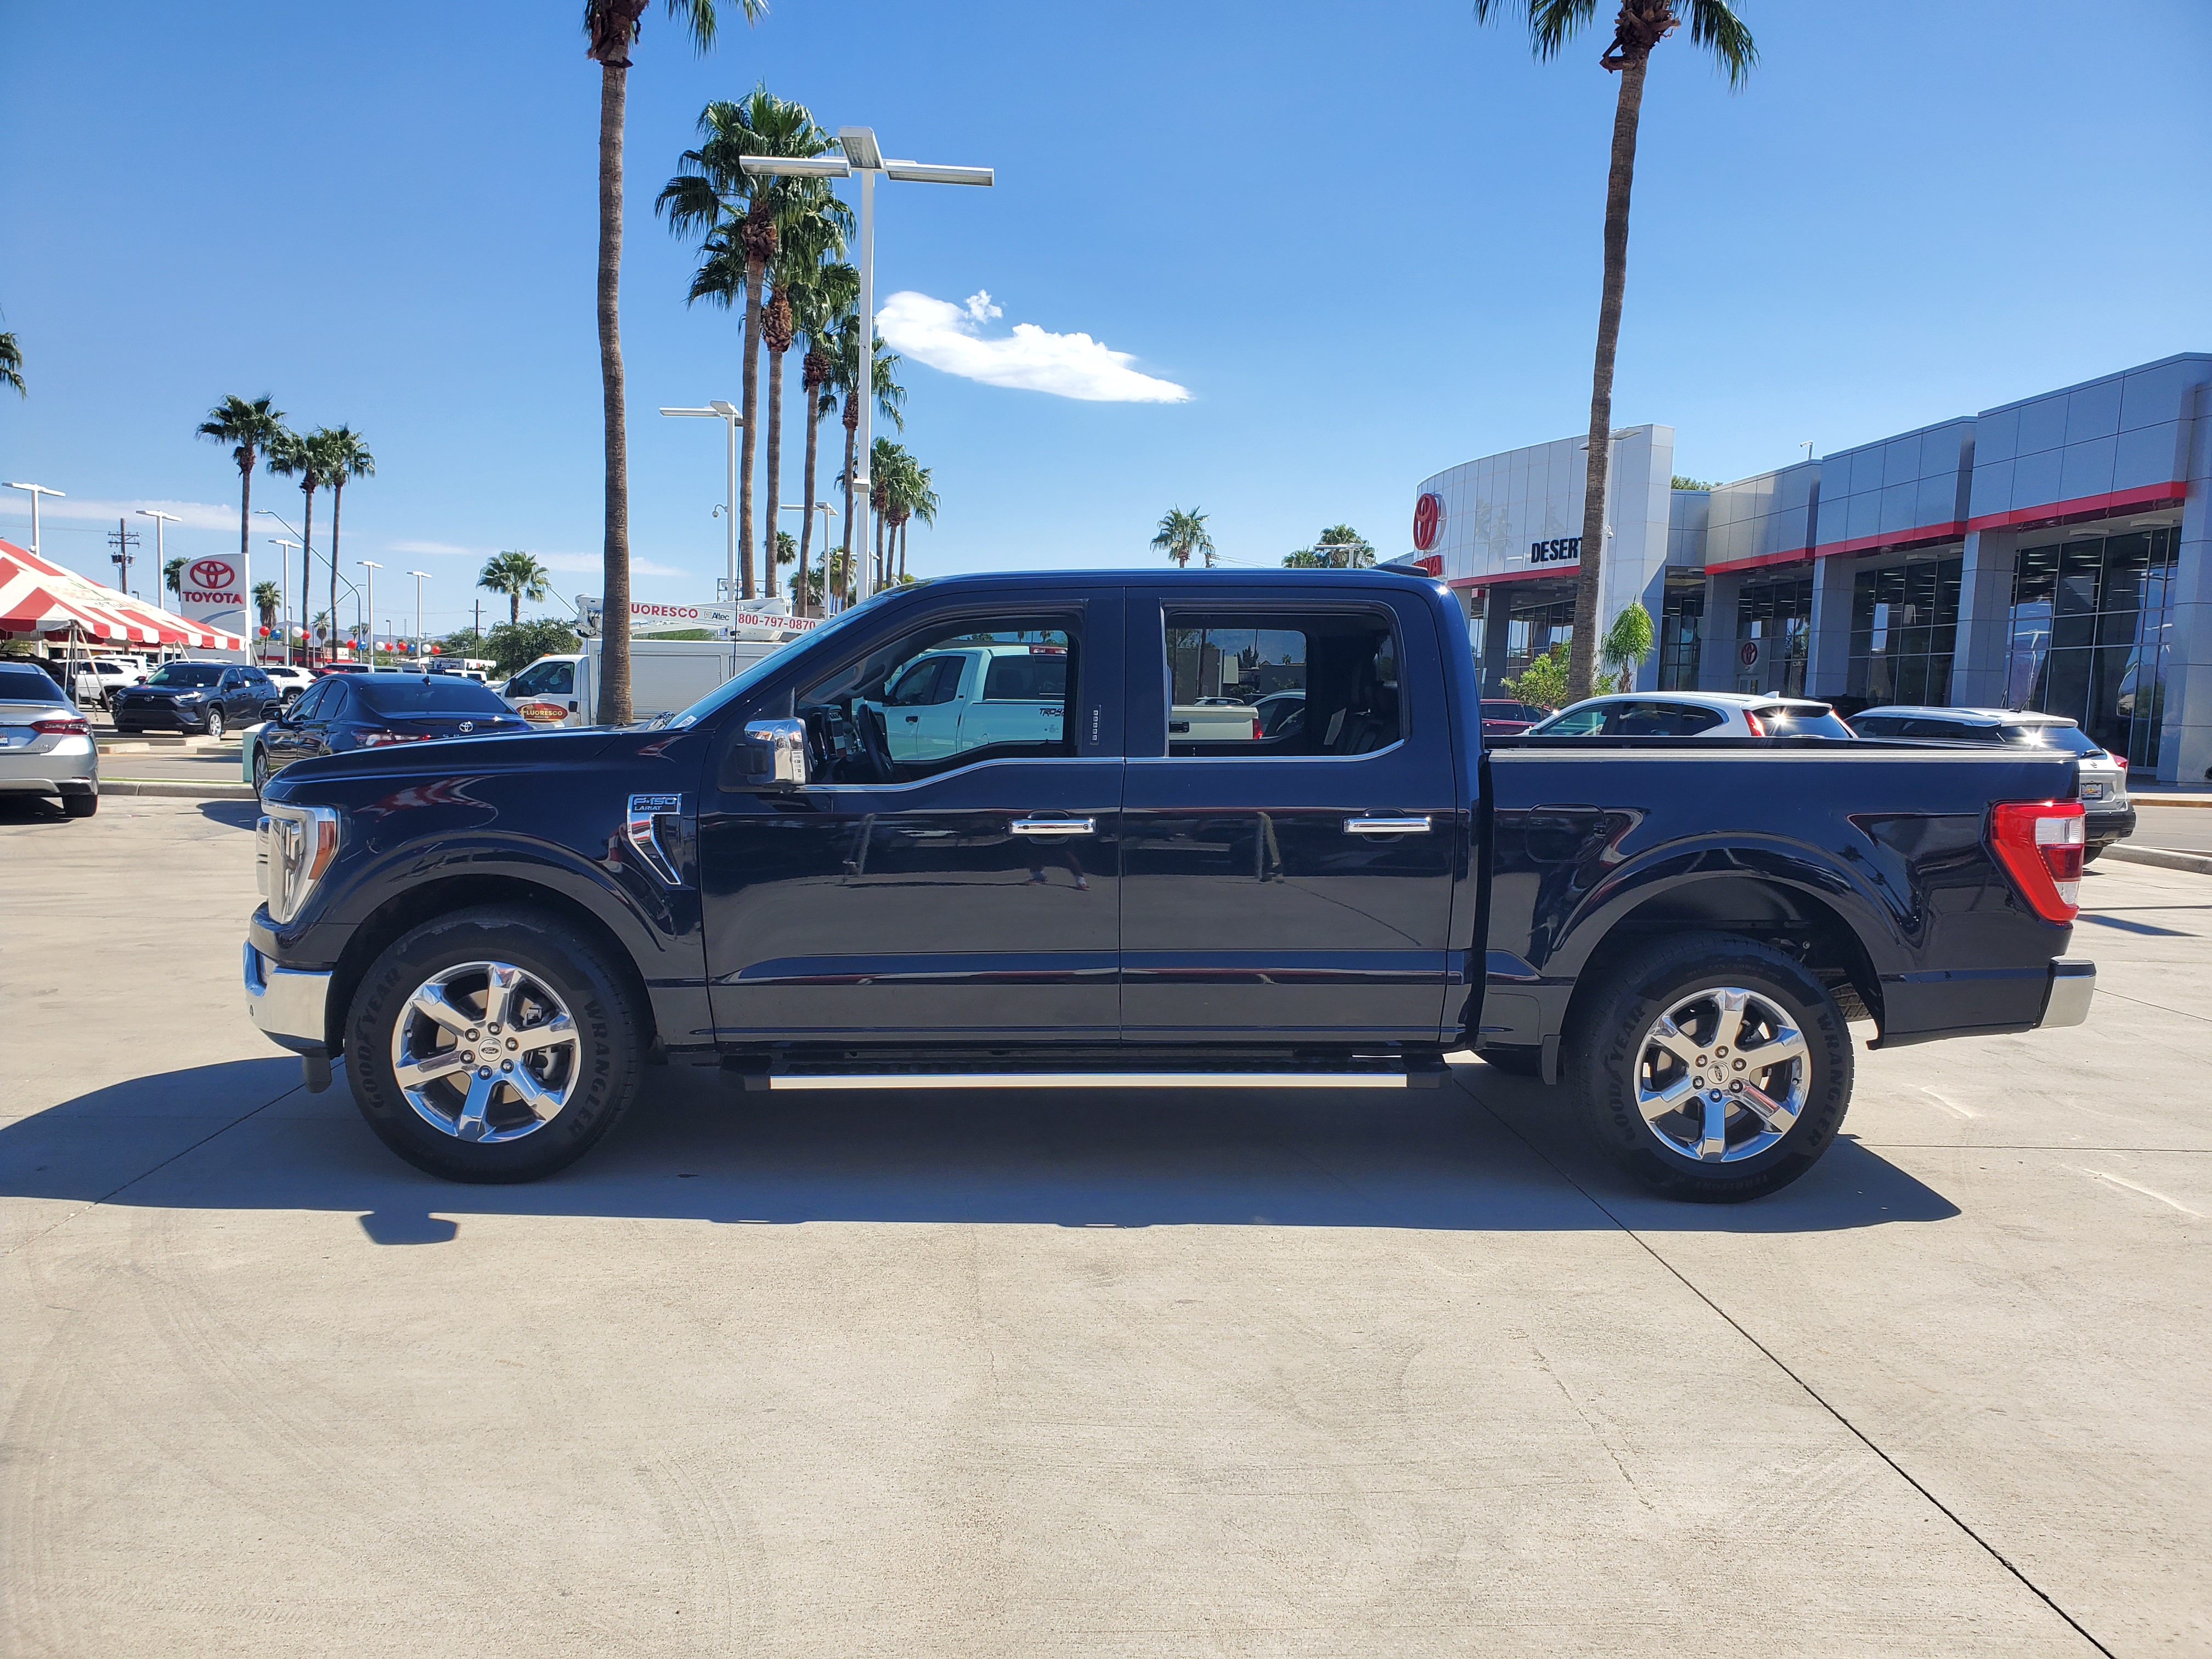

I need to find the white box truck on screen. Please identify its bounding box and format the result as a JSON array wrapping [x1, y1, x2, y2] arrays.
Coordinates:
[[502, 636, 794, 727]]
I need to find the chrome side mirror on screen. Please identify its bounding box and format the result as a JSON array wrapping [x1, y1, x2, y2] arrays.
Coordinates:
[[742, 717, 808, 789]]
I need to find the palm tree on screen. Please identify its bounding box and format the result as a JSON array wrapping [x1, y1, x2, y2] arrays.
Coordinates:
[[658, 90, 842, 603], [0, 328, 22, 397], [1152, 506, 1214, 569], [823, 313, 903, 606], [320, 427, 375, 651], [890, 455, 936, 583], [759, 198, 851, 604], [1473, 0, 1755, 698], [253, 580, 282, 644], [196, 395, 287, 624], [478, 550, 551, 626], [266, 427, 340, 664], [789, 261, 857, 614], [584, 0, 762, 725]]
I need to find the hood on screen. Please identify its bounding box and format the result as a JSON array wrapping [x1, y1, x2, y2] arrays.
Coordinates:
[[264, 723, 631, 798]]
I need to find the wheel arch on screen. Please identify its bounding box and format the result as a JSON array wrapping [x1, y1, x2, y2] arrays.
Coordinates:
[[1556, 870, 1889, 1048], [324, 873, 659, 1057]]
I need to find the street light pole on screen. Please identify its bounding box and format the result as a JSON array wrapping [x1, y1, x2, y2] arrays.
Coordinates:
[[269, 538, 299, 664], [3, 481, 66, 558], [137, 509, 183, 606], [407, 569, 430, 665], [359, 561, 381, 666], [740, 130, 991, 606], [661, 403, 743, 603]]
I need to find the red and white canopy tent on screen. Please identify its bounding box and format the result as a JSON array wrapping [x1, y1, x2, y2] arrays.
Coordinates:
[[0, 537, 245, 652]]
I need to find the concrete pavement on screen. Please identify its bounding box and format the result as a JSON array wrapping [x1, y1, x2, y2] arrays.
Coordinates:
[[2, 798, 2205, 1656]]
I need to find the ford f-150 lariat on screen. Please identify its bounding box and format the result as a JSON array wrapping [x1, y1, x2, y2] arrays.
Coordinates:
[[245, 571, 2094, 1200]]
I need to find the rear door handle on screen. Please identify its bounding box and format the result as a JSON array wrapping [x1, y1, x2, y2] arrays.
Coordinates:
[[1344, 815, 1432, 836], [1011, 817, 1096, 838]]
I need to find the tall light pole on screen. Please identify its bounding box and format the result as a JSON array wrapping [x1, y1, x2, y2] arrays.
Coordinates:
[[661, 402, 742, 603], [3, 481, 65, 558], [741, 129, 991, 605], [407, 569, 430, 665], [359, 560, 382, 665], [137, 509, 185, 617], [269, 538, 299, 663]]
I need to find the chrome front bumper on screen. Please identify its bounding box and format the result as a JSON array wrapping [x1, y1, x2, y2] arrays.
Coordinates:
[[244, 940, 331, 1054], [2040, 958, 2096, 1028]]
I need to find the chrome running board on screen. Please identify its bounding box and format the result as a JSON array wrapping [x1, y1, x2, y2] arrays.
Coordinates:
[[763, 1069, 1421, 1092]]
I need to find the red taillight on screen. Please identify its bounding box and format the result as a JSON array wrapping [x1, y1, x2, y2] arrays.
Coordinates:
[[31, 715, 88, 736], [2113, 757, 2128, 771], [358, 730, 432, 748], [1251, 714, 1263, 741], [1743, 712, 1767, 736], [1989, 800, 2085, 923]]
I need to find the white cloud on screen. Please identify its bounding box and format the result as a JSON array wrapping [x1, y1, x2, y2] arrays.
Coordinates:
[[876, 290, 1190, 403], [538, 551, 687, 579], [0, 496, 249, 533]]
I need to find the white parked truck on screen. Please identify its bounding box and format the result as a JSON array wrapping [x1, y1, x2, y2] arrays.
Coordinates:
[[502, 636, 797, 727]]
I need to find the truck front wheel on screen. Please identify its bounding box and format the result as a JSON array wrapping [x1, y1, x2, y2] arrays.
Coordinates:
[[344, 905, 645, 1182], [1568, 933, 1852, 1203]]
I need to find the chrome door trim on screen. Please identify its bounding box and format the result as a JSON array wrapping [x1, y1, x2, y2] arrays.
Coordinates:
[[1010, 817, 1096, 837]]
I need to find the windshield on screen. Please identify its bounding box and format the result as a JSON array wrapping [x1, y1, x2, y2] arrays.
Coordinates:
[[673, 607, 876, 726], [146, 664, 224, 687], [2003, 721, 2101, 754], [356, 678, 514, 715]]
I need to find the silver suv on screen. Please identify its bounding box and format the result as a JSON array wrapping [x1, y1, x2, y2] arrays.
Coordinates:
[[1849, 706, 2134, 860]]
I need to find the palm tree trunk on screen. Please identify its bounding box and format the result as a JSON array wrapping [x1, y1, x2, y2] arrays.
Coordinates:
[[839, 413, 856, 611], [237, 459, 261, 659], [328, 482, 344, 659], [510, 586, 521, 627], [874, 502, 885, 590], [898, 519, 907, 583], [799, 397, 820, 616], [1568, 48, 1650, 703], [596, 57, 634, 725], [300, 486, 315, 667], [763, 343, 785, 603], [738, 233, 766, 601]]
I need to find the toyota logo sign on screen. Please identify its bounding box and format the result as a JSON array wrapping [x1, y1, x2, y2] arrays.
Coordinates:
[[1412, 493, 1443, 552], [189, 557, 235, 590]]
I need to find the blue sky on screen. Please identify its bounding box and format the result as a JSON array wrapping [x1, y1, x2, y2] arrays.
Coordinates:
[[2, 0, 2207, 639]]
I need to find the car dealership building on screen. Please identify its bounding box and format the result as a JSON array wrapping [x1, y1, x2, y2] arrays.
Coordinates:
[[1409, 352, 2211, 782]]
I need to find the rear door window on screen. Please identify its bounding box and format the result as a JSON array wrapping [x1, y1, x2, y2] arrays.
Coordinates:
[[1532, 704, 1606, 736], [1157, 611, 1400, 757]]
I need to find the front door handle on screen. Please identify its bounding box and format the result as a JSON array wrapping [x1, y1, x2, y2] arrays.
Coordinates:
[[905, 714, 919, 723], [1344, 815, 1432, 836], [1011, 817, 1096, 838]]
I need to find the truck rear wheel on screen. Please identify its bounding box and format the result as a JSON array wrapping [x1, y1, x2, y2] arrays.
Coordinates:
[[1567, 932, 1852, 1203], [344, 905, 644, 1182]]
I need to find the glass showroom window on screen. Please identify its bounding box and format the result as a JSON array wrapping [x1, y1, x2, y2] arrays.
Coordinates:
[[1658, 579, 1704, 690], [1736, 573, 1813, 696], [1505, 594, 1576, 679], [2008, 527, 2176, 769], [1847, 551, 1962, 707]]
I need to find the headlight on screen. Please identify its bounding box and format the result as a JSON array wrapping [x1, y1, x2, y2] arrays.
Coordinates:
[[256, 803, 342, 923], [176, 690, 204, 700]]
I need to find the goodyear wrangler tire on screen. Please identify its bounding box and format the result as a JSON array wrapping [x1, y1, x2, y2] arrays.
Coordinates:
[[345, 904, 644, 1182], [1566, 931, 1853, 1203]]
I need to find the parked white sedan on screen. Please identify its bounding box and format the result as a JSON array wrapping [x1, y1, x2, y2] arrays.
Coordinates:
[[1523, 691, 1858, 739]]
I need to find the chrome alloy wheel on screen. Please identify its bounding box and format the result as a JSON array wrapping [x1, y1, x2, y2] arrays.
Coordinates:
[[1633, 985, 1810, 1165], [391, 960, 581, 1143]]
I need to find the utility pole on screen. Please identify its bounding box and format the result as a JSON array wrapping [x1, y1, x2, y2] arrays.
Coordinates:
[[106, 518, 142, 594], [473, 600, 483, 659]]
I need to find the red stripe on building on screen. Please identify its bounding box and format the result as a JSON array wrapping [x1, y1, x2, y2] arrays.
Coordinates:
[[1809, 520, 1967, 561], [1966, 480, 2188, 534], [1447, 565, 1582, 590], [1704, 548, 1815, 576]]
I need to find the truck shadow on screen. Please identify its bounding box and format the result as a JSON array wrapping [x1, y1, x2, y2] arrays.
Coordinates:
[[1, 1058, 1957, 1240]]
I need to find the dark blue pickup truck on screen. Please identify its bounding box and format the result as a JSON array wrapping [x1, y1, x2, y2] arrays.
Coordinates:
[[245, 571, 2094, 1201]]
